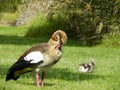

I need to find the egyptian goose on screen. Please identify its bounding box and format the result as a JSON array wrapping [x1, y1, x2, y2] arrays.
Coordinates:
[[6, 30, 67, 87]]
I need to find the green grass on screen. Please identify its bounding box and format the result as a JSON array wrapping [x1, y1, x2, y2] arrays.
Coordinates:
[[100, 32, 120, 47], [0, 12, 18, 26], [26, 13, 53, 38], [26, 13, 67, 38], [0, 12, 17, 21], [0, 26, 120, 90]]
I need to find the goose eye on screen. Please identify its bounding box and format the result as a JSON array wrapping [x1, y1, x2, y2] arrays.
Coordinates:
[[60, 40, 63, 45]]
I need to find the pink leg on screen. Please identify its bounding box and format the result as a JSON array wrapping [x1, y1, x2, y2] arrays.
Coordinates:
[[41, 71, 45, 87], [35, 72, 40, 87]]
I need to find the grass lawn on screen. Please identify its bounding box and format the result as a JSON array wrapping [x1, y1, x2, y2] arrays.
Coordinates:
[[0, 26, 120, 90]]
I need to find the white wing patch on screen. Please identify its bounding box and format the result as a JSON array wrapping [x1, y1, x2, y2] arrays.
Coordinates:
[[24, 51, 44, 64]]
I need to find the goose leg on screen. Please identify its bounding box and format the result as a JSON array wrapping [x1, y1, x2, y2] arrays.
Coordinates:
[[41, 71, 45, 87], [35, 72, 40, 87]]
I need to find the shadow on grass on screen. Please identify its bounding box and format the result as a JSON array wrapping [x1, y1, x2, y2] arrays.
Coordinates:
[[18, 68, 106, 87], [0, 34, 81, 47], [0, 35, 86, 47], [46, 68, 105, 81], [0, 35, 48, 45], [1, 63, 106, 87]]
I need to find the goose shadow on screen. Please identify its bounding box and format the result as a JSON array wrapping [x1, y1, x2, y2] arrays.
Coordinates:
[[16, 68, 106, 86], [1, 64, 106, 87]]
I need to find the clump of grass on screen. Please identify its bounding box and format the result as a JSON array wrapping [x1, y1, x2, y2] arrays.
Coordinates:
[[26, 13, 53, 38], [100, 31, 120, 47], [0, 12, 18, 26], [25, 12, 67, 38]]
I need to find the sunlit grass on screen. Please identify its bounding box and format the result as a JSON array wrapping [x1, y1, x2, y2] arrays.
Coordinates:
[[0, 26, 120, 90], [0, 12, 18, 26], [0, 12, 18, 21]]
